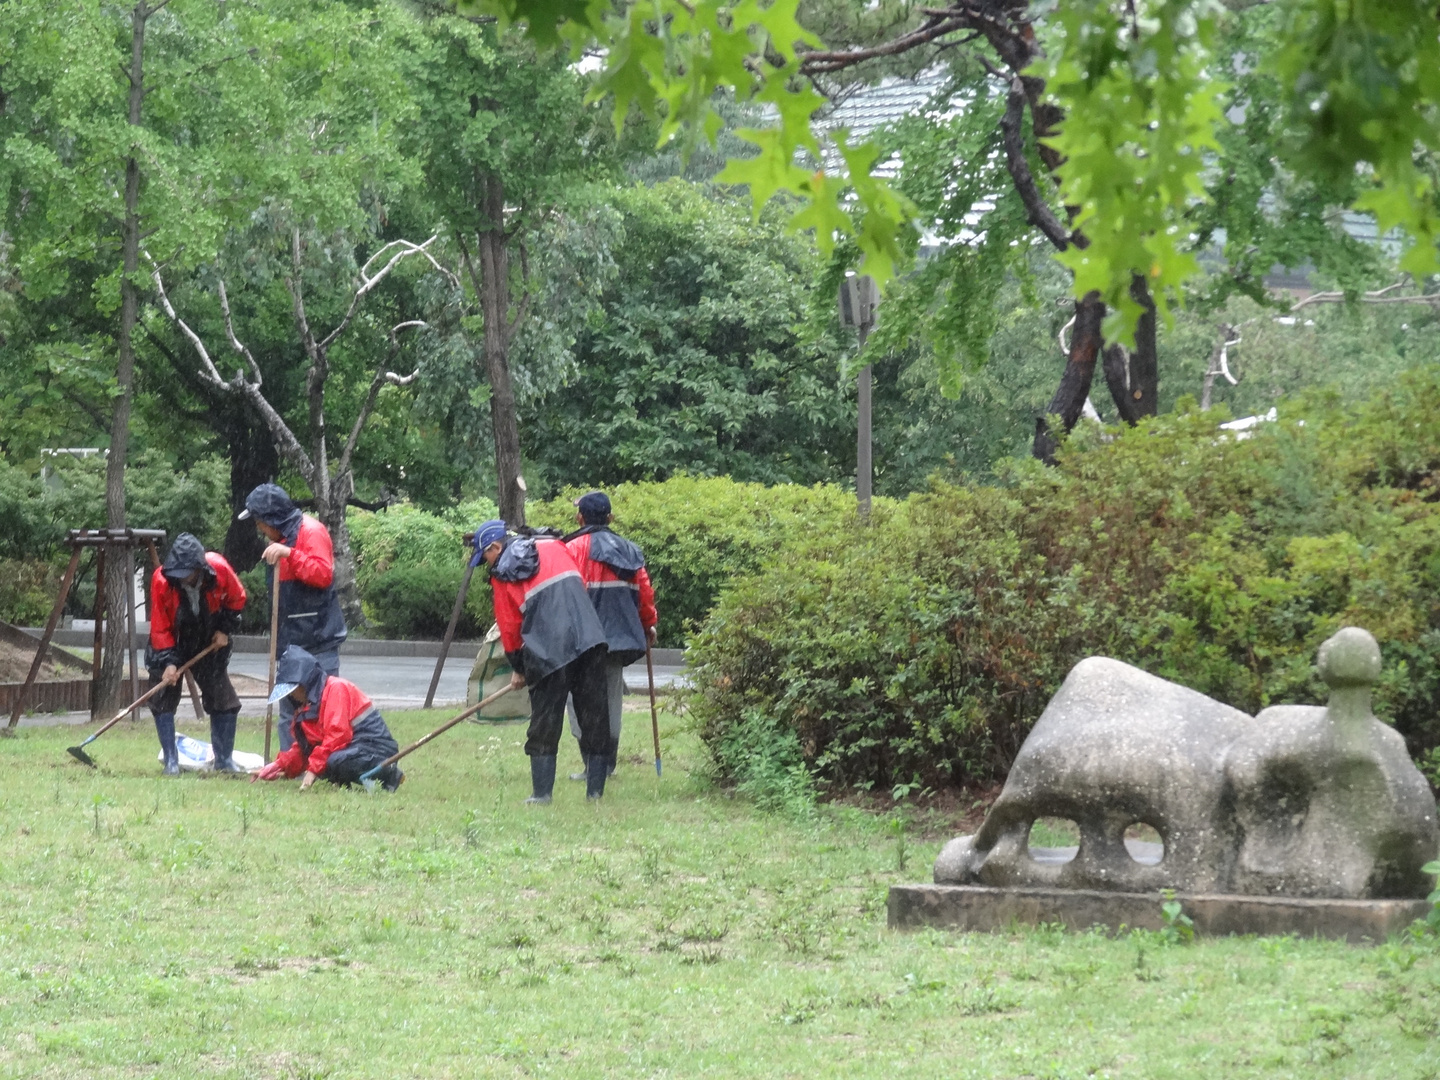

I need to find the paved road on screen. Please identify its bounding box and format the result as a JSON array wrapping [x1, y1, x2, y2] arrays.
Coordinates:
[[18, 653, 688, 725]]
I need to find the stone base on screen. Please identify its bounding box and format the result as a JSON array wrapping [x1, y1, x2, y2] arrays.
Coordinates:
[[888, 884, 1431, 944]]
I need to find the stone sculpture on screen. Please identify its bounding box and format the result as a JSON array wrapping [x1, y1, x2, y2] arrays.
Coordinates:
[[935, 627, 1439, 899]]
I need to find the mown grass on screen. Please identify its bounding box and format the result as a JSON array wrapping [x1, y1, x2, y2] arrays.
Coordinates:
[[1, 708, 1437, 1079]]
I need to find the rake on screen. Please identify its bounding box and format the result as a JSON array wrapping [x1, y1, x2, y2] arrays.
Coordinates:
[[359, 683, 515, 793], [67, 642, 222, 767]]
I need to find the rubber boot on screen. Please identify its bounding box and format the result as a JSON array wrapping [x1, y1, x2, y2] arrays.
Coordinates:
[[525, 754, 556, 805], [210, 711, 244, 773], [568, 754, 589, 782], [380, 764, 405, 792], [586, 750, 608, 801], [154, 712, 179, 776]]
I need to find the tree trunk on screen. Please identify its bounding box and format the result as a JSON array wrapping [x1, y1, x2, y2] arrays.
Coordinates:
[[318, 498, 364, 632], [1033, 292, 1105, 463], [1127, 274, 1158, 417], [97, 1, 150, 716], [221, 404, 279, 573], [476, 172, 526, 527]]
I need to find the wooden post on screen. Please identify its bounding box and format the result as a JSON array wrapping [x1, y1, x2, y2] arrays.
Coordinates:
[[856, 322, 872, 518], [90, 547, 106, 719], [125, 543, 139, 712], [6, 545, 83, 732], [424, 561, 476, 710]]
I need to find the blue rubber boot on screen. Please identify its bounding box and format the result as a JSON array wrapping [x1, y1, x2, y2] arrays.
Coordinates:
[[525, 754, 556, 805], [586, 750, 608, 801], [154, 712, 179, 776], [210, 711, 243, 773]]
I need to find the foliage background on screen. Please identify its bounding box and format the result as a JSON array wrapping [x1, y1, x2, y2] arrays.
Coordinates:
[[688, 372, 1440, 794]]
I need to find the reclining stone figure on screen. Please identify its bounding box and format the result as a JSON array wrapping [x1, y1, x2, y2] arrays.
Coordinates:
[[935, 627, 1438, 899]]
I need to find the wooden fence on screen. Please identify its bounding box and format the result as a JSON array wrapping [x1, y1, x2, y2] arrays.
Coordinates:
[[0, 680, 91, 715]]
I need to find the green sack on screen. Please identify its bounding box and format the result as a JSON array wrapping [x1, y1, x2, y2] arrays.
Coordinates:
[[467, 623, 531, 720]]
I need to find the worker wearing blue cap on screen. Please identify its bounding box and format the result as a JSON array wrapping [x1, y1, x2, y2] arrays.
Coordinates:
[[473, 518, 612, 802]]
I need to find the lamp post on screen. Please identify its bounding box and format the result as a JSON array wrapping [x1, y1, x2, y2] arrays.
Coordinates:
[[838, 274, 879, 516]]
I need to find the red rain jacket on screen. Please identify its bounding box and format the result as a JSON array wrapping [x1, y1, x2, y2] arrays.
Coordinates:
[[490, 537, 607, 682], [148, 552, 246, 658], [273, 675, 374, 778], [279, 515, 335, 588], [565, 530, 657, 666]]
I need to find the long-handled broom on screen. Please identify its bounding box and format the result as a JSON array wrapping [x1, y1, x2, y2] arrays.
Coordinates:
[[67, 642, 222, 767], [359, 683, 515, 793]]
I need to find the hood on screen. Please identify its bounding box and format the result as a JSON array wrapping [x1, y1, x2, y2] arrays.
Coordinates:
[[161, 533, 212, 584], [244, 483, 304, 541], [490, 536, 540, 583], [587, 529, 645, 580], [274, 644, 329, 720]]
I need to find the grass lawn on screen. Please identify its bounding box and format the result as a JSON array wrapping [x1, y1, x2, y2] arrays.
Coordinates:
[[2, 706, 1437, 1079]]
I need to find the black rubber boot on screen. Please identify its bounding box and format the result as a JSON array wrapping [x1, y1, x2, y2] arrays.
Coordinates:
[[586, 750, 608, 801], [154, 712, 179, 776], [210, 711, 243, 773], [569, 755, 589, 782], [380, 764, 405, 792], [525, 754, 556, 804]]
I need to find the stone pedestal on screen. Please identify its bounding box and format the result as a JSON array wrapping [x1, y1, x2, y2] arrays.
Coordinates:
[[888, 884, 1431, 944]]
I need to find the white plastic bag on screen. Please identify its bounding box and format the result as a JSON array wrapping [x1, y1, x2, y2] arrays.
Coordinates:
[[157, 734, 264, 773]]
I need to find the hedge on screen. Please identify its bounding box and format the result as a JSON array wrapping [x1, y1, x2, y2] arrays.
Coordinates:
[[527, 475, 866, 647], [686, 372, 1440, 796], [348, 478, 865, 643]]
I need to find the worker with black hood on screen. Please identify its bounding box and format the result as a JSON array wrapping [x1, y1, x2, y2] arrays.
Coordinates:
[[473, 519, 613, 803], [564, 490, 658, 780], [146, 532, 247, 774], [238, 483, 347, 750], [251, 645, 402, 790]]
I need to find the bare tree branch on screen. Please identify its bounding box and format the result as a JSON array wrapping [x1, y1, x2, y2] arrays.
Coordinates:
[[1288, 282, 1440, 310], [1000, 78, 1076, 252], [287, 227, 318, 365], [799, 15, 965, 74], [317, 234, 451, 354], [217, 279, 262, 385], [146, 251, 229, 390], [146, 250, 316, 483], [337, 320, 427, 483]]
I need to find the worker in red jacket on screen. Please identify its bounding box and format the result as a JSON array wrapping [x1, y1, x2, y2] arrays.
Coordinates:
[[563, 491, 658, 780], [239, 483, 347, 751], [473, 519, 612, 803], [146, 533, 247, 775], [251, 645, 402, 790]]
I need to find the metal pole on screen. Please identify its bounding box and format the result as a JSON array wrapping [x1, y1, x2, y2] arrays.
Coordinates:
[[6, 546, 83, 732], [425, 562, 476, 710], [125, 544, 139, 712], [856, 321, 872, 518]]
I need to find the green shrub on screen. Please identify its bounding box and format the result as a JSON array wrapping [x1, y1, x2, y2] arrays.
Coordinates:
[[365, 563, 491, 640], [348, 499, 496, 638], [347, 498, 497, 595], [687, 374, 1440, 794], [0, 558, 64, 626], [529, 475, 868, 646]]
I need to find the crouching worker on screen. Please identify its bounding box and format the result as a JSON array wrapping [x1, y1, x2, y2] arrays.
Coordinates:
[[251, 645, 402, 791], [147, 533, 247, 775], [474, 519, 612, 803]]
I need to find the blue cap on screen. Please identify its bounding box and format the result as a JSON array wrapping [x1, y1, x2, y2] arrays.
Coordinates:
[[470, 519, 508, 566], [575, 491, 611, 525], [267, 681, 299, 705]]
